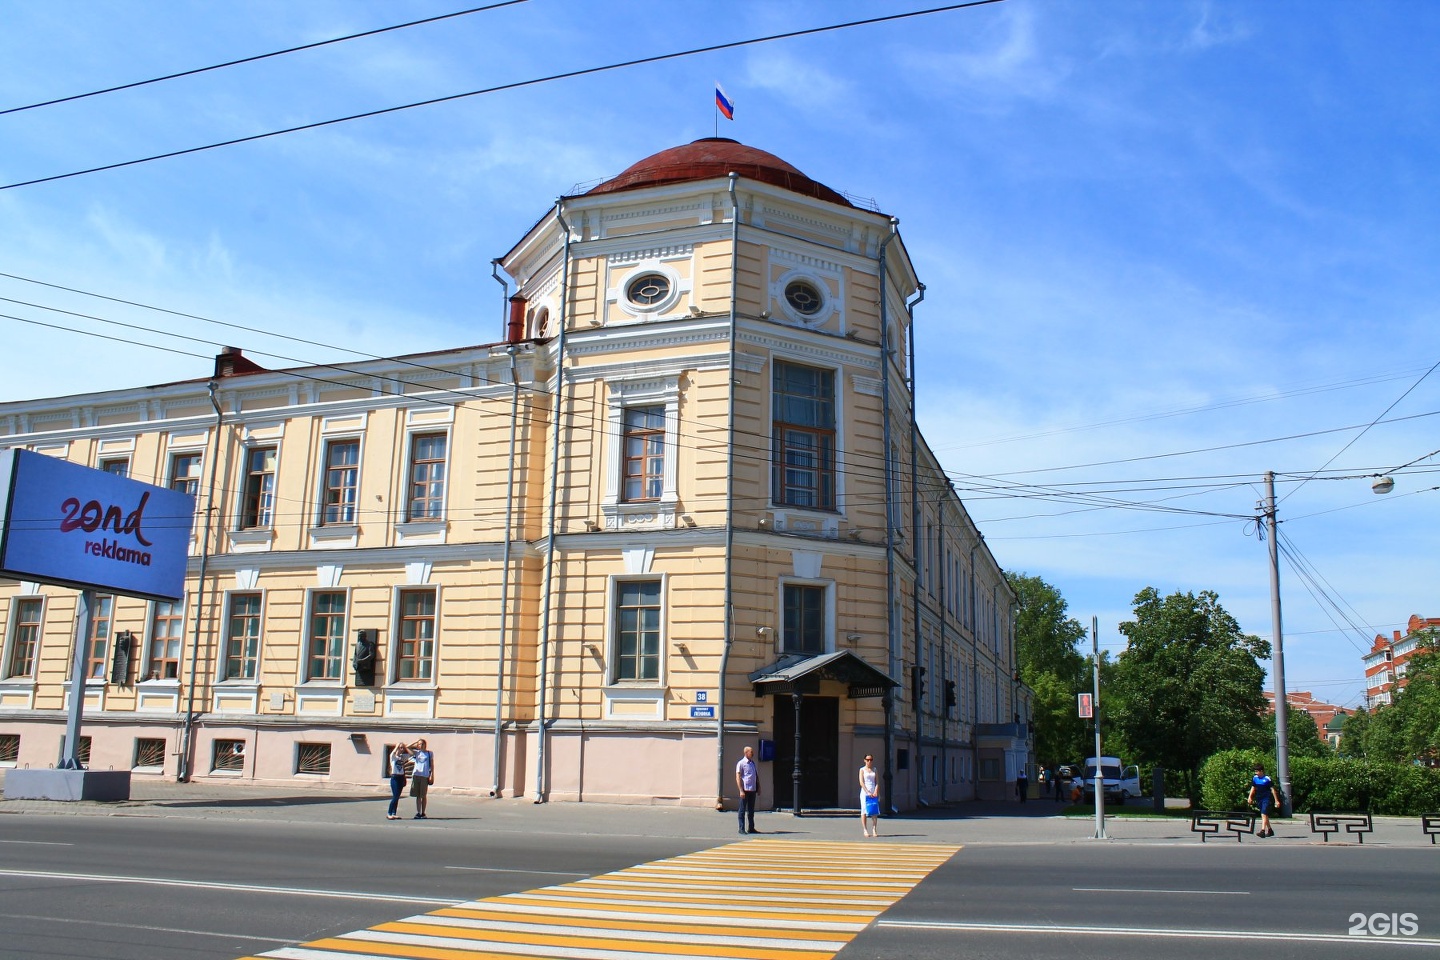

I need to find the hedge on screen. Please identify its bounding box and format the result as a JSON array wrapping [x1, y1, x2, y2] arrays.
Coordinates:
[[1199, 749, 1440, 815]]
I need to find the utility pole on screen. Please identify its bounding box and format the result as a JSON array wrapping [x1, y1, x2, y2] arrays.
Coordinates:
[[1263, 471, 1292, 816], [1091, 615, 1107, 840]]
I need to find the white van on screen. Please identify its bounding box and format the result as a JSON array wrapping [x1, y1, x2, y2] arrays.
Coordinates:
[[1078, 756, 1141, 802]]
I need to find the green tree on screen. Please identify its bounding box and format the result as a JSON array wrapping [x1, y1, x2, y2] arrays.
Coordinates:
[[1006, 572, 1088, 768], [1111, 587, 1270, 801]]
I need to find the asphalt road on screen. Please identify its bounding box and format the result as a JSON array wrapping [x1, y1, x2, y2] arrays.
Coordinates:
[[0, 813, 1436, 960]]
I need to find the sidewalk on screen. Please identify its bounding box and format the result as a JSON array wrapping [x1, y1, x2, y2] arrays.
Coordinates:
[[2, 776, 1434, 847]]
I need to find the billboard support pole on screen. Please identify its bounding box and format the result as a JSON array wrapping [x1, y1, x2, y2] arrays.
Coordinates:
[[58, 589, 95, 769]]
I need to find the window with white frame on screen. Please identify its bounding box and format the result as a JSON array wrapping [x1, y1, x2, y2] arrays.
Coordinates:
[[240, 447, 277, 529], [169, 452, 202, 497], [621, 407, 665, 502], [5, 598, 43, 679], [100, 457, 129, 477], [781, 583, 828, 656], [406, 434, 447, 521], [602, 378, 681, 526], [83, 595, 114, 680], [307, 591, 347, 681], [772, 360, 836, 510], [394, 589, 436, 681], [147, 600, 184, 680], [223, 593, 261, 680], [320, 439, 360, 525], [613, 580, 661, 682]]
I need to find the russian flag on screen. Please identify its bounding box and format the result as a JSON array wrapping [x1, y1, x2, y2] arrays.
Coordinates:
[[715, 83, 734, 120]]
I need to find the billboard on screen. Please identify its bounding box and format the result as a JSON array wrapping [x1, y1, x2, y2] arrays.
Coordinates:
[[0, 449, 196, 601]]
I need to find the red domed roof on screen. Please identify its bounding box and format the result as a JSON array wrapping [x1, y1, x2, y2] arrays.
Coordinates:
[[587, 138, 850, 207]]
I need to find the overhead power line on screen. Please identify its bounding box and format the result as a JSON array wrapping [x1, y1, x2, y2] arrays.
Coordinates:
[[0, 0, 1007, 191], [0, 2, 532, 116]]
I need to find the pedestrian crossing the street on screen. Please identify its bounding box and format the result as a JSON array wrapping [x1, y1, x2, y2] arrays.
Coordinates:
[[238, 838, 959, 960]]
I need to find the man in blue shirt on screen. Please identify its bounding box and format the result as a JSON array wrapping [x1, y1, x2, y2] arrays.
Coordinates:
[[1247, 763, 1280, 837], [735, 745, 759, 835]]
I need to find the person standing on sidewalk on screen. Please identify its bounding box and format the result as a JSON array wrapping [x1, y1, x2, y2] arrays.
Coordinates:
[[859, 754, 880, 838], [735, 745, 759, 835], [385, 742, 411, 820], [408, 739, 435, 819], [1248, 763, 1280, 837]]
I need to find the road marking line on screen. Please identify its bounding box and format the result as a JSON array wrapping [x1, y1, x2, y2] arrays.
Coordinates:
[[0, 868, 457, 905], [1072, 886, 1250, 895], [0, 911, 283, 943], [235, 839, 959, 960], [444, 864, 589, 877], [0, 839, 74, 846], [877, 919, 1440, 947]]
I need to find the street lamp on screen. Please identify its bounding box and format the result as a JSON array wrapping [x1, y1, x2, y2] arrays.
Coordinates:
[[1264, 469, 1393, 817]]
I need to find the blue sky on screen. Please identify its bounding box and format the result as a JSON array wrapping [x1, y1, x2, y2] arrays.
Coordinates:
[[3, 1, 1437, 708]]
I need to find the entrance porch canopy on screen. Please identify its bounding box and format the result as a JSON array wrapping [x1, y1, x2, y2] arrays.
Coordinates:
[[748, 650, 898, 699]]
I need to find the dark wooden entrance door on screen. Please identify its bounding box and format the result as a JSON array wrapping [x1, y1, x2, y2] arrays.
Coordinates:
[[772, 695, 839, 809]]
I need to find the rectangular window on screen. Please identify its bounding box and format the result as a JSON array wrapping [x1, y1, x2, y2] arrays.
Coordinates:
[[133, 737, 166, 769], [83, 595, 114, 680], [147, 600, 184, 680], [240, 446, 277, 529], [614, 580, 661, 681], [395, 589, 436, 681], [406, 434, 447, 520], [307, 592, 347, 681], [296, 742, 332, 775], [321, 439, 360, 525], [6, 598, 43, 678], [169, 452, 202, 496], [782, 584, 826, 655], [212, 739, 245, 773], [100, 457, 129, 477], [621, 406, 665, 502], [772, 361, 836, 509], [224, 593, 261, 680], [0, 733, 18, 766]]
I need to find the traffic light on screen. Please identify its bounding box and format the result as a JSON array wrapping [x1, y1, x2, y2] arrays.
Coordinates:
[[944, 679, 957, 711], [910, 664, 926, 703], [353, 629, 378, 686]]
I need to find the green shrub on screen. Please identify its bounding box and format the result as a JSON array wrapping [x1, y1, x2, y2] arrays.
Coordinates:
[[1202, 751, 1440, 815], [1198, 749, 1268, 810]]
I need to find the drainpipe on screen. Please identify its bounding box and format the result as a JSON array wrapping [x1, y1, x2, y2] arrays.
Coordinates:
[[904, 281, 925, 804], [716, 172, 741, 809], [177, 382, 224, 782], [970, 540, 980, 783], [876, 217, 899, 813], [492, 346, 520, 796], [534, 199, 571, 803]]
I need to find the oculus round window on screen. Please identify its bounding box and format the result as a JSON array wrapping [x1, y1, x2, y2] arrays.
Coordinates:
[[784, 279, 824, 316], [626, 274, 671, 307]]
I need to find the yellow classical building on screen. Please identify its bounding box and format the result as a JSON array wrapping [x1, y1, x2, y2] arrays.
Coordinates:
[[0, 139, 1027, 809]]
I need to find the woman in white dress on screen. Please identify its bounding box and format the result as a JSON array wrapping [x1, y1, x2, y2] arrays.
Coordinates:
[[859, 754, 880, 838]]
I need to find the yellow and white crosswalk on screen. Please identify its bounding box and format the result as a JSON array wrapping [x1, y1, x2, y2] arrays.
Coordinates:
[[239, 838, 958, 960]]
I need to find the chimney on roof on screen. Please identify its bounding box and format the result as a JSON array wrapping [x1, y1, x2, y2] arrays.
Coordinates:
[[214, 346, 266, 379]]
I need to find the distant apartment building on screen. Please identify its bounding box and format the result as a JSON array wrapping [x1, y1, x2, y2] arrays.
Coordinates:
[[0, 138, 1028, 809], [1262, 690, 1348, 747], [1363, 614, 1440, 708]]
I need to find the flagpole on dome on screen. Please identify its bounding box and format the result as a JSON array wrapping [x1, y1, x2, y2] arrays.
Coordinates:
[[715, 82, 734, 136]]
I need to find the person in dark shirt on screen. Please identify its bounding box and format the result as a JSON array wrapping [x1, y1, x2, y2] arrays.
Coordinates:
[[1247, 763, 1280, 837]]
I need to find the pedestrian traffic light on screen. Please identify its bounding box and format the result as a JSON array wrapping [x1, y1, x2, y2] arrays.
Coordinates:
[[353, 629, 378, 686], [944, 679, 957, 711], [910, 664, 926, 703]]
